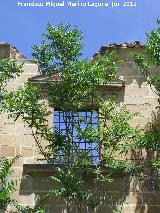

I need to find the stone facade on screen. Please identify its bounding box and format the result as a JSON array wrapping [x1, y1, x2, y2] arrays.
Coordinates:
[[0, 42, 159, 213]]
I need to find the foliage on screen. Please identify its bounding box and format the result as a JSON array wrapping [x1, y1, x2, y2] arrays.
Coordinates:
[[98, 100, 143, 174], [0, 156, 24, 211], [0, 23, 145, 213], [133, 18, 160, 146], [32, 23, 120, 110], [0, 59, 23, 89], [31, 23, 142, 211], [50, 158, 99, 210], [133, 18, 160, 193], [0, 59, 50, 212], [0, 59, 24, 212], [1, 82, 55, 161], [0, 156, 50, 213], [2, 19, 160, 213], [32, 23, 83, 74], [133, 18, 160, 83]]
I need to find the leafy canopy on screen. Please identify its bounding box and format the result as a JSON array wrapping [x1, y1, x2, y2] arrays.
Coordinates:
[[32, 23, 120, 110], [0, 22, 145, 212]]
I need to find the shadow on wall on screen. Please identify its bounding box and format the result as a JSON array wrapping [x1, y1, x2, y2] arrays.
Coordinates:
[[118, 62, 146, 88], [99, 45, 147, 88], [19, 52, 160, 213], [134, 108, 160, 213], [20, 171, 132, 213], [19, 84, 126, 212]]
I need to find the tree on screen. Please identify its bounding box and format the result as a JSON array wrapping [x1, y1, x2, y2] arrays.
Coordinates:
[[1, 23, 143, 212], [0, 59, 47, 213], [133, 18, 160, 193]]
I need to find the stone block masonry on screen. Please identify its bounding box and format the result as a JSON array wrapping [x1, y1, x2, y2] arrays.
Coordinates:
[[0, 42, 160, 212]]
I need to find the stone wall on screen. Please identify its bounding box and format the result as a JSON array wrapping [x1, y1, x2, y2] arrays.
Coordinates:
[[0, 43, 40, 212], [94, 43, 159, 213], [0, 42, 160, 213]]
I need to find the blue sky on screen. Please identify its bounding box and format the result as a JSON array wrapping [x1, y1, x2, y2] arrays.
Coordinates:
[[0, 0, 159, 59]]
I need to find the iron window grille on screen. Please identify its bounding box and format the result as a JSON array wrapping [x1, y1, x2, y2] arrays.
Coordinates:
[[53, 110, 100, 165]]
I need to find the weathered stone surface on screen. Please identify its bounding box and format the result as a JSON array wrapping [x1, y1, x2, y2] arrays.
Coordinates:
[[21, 146, 34, 158], [1, 145, 16, 157], [0, 135, 14, 145], [0, 43, 10, 58], [15, 135, 35, 145], [11, 192, 34, 205]]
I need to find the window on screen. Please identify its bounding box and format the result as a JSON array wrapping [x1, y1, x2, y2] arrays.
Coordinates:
[[53, 110, 100, 165]]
